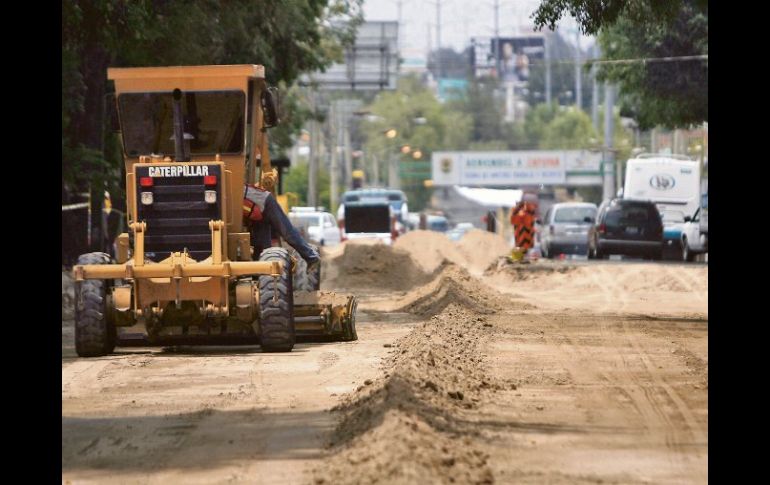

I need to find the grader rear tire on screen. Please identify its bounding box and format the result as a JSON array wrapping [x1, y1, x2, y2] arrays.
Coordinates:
[[74, 252, 116, 357], [258, 247, 295, 352]]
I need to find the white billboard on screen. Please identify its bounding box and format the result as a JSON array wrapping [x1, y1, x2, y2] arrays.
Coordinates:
[[432, 150, 601, 186]]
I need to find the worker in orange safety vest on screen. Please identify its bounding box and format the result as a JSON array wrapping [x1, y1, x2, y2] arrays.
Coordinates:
[[510, 199, 538, 253]]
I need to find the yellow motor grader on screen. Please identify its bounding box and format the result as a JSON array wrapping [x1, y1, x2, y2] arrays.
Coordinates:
[[72, 65, 357, 357]]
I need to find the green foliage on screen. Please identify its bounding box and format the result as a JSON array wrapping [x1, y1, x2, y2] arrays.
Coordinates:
[[540, 107, 598, 149], [359, 75, 472, 210], [531, 0, 707, 130], [532, 0, 707, 35], [446, 77, 505, 143], [62, 0, 363, 203], [284, 160, 331, 209], [597, 1, 707, 129]]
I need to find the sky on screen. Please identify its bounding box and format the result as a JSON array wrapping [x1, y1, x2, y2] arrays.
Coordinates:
[[361, 0, 595, 61]]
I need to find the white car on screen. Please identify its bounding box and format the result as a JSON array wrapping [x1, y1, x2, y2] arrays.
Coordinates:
[[681, 207, 707, 262], [288, 208, 341, 247]]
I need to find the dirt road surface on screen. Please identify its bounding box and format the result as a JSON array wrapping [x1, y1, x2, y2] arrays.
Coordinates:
[[63, 230, 707, 484]]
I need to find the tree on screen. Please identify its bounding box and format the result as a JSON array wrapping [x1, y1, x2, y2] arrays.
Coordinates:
[[360, 75, 471, 210], [62, 0, 363, 206], [427, 47, 472, 79], [532, 0, 707, 36], [284, 160, 332, 209], [596, 2, 707, 129], [446, 77, 506, 143], [540, 107, 598, 149], [531, 0, 707, 130]]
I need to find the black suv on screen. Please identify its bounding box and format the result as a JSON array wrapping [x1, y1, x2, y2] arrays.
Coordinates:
[[588, 199, 664, 260]]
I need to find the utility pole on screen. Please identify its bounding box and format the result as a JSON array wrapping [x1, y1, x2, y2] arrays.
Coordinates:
[[308, 88, 318, 207], [591, 43, 599, 130], [396, 0, 403, 55], [493, 0, 500, 77], [427, 0, 442, 79], [575, 28, 582, 109], [387, 147, 399, 189], [372, 152, 380, 186], [603, 82, 615, 201], [545, 33, 552, 105], [343, 122, 352, 190], [329, 102, 339, 212]]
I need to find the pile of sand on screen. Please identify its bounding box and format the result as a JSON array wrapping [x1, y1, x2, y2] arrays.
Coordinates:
[[312, 304, 501, 484], [324, 240, 432, 291], [393, 230, 465, 273], [454, 229, 511, 273], [486, 260, 708, 294], [394, 229, 510, 275], [365, 262, 534, 316]]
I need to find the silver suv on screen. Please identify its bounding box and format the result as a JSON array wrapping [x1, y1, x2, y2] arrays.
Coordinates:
[[540, 202, 598, 258]]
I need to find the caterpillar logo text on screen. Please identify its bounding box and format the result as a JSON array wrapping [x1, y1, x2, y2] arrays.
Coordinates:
[[148, 165, 210, 177]]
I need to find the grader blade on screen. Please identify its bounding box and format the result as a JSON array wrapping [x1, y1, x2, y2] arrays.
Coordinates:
[[293, 291, 358, 341]]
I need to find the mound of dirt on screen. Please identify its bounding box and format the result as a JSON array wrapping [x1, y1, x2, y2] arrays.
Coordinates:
[[365, 262, 534, 316], [325, 240, 432, 290], [394, 229, 511, 275], [312, 305, 502, 484], [393, 230, 465, 273], [486, 260, 708, 293], [455, 230, 511, 273]]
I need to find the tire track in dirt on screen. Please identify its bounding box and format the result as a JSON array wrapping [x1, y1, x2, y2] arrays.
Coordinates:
[[586, 268, 695, 472]]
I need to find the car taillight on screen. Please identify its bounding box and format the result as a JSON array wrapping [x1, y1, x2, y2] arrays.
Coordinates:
[[598, 223, 606, 234], [140, 176, 154, 188], [204, 175, 217, 186]]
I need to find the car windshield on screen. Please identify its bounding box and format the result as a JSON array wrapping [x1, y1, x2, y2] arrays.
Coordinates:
[[554, 206, 596, 223], [118, 90, 245, 157]]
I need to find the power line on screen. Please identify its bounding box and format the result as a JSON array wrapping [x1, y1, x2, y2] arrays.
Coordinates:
[[587, 54, 707, 66]]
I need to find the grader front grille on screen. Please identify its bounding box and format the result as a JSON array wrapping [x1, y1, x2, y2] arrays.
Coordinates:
[[135, 164, 223, 261]]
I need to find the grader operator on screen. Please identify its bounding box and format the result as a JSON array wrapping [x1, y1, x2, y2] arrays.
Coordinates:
[[72, 65, 357, 357]]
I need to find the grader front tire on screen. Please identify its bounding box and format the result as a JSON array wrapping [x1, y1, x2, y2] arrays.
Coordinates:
[[74, 252, 116, 357]]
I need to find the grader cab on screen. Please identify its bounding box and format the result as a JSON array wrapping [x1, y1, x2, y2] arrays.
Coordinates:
[[72, 65, 357, 357]]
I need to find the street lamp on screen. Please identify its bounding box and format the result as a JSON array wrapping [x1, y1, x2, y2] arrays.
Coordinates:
[[412, 150, 423, 160], [400, 145, 411, 154], [385, 128, 397, 139]]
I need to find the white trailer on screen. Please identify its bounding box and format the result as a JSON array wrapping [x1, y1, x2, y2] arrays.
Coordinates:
[[623, 154, 703, 260]]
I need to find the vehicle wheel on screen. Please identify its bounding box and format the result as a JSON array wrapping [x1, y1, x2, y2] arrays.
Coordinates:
[[74, 252, 116, 357], [681, 238, 691, 262], [340, 297, 358, 342], [258, 247, 295, 352], [652, 249, 663, 261]]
